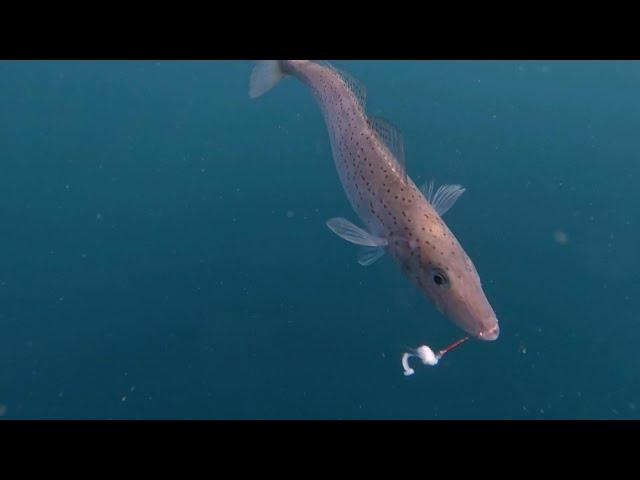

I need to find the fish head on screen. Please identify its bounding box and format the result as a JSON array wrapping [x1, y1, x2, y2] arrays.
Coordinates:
[[409, 224, 499, 341]]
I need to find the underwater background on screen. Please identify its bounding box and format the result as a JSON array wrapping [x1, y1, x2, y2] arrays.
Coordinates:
[[0, 60, 638, 419]]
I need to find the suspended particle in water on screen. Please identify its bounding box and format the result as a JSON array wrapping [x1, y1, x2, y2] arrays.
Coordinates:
[[286, 210, 295, 219], [0, 404, 7, 416], [553, 231, 569, 245]]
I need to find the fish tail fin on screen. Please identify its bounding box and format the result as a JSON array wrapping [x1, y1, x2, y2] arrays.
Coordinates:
[[249, 60, 286, 99]]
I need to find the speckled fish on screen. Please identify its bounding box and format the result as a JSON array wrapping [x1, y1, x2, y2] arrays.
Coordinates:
[[249, 60, 499, 342]]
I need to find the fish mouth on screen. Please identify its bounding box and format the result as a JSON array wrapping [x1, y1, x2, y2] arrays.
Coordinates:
[[477, 323, 500, 341]]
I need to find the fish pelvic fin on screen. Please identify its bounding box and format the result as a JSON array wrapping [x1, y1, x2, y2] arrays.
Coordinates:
[[249, 61, 286, 99], [357, 246, 386, 267]]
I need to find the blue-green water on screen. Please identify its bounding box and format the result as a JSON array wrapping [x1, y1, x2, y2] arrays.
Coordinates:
[[0, 60, 638, 419]]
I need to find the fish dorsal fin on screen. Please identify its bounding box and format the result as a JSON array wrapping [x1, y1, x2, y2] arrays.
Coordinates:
[[320, 61, 367, 112], [368, 116, 407, 182], [420, 181, 466, 216]]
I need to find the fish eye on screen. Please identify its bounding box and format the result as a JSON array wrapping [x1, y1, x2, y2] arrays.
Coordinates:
[[429, 268, 450, 289]]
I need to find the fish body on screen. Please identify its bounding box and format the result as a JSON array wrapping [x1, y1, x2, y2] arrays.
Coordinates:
[[250, 60, 499, 341]]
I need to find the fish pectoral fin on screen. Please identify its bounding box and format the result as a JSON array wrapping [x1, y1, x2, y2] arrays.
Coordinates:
[[420, 181, 466, 216], [357, 246, 386, 267], [326, 218, 388, 247]]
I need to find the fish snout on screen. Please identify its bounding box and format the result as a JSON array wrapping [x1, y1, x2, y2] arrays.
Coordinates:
[[477, 323, 500, 341]]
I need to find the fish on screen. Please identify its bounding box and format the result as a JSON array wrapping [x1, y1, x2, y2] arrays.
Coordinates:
[[249, 60, 499, 342]]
